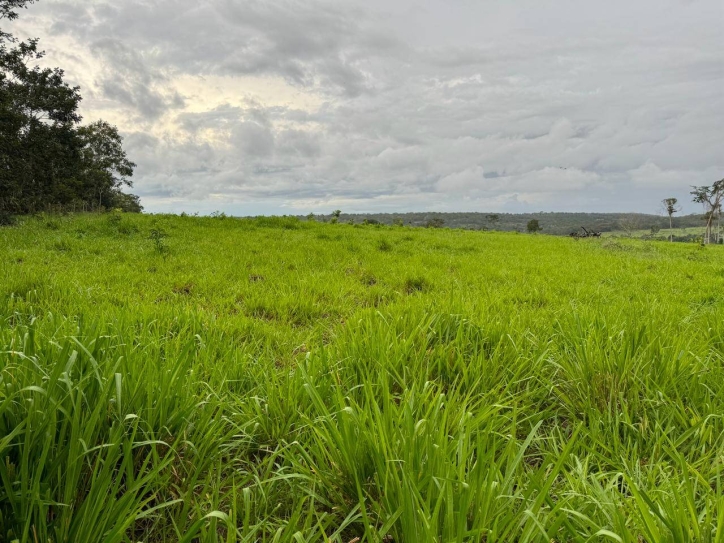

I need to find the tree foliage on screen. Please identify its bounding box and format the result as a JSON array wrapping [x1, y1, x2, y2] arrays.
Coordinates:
[[0, 0, 33, 22], [690, 179, 724, 244], [526, 219, 541, 233], [661, 197, 680, 242], [0, 0, 140, 214]]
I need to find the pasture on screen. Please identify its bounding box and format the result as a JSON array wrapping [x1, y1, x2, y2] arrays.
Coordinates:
[[0, 213, 722, 542]]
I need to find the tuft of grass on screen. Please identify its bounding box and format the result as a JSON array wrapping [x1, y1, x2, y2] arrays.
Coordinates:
[[403, 275, 430, 293], [376, 238, 393, 252]]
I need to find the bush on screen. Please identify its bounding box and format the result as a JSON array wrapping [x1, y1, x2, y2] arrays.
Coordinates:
[[0, 212, 17, 227], [404, 275, 430, 293], [149, 228, 169, 255], [109, 192, 143, 213], [377, 238, 393, 252]]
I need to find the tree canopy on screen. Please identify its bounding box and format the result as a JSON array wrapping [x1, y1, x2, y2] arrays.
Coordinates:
[[0, 0, 140, 215]]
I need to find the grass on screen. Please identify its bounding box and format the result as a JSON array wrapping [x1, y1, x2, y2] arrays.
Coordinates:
[[605, 225, 722, 243], [0, 212, 722, 542]]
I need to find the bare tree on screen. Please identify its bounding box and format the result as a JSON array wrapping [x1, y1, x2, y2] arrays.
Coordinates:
[[691, 179, 724, 244], [661, 198, 681, 242], [618, 215, 640, 238]]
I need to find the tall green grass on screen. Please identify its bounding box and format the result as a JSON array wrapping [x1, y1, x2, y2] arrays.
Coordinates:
[[0, 213, 722, 541]]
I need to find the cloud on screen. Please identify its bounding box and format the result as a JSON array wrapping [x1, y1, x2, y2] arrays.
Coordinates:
[[6, 0, 723, 214], [90, 38, 185, 120]]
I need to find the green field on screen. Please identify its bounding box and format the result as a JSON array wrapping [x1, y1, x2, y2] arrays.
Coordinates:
[[1, 213, 722, 542], [602, 226, 718, 243]]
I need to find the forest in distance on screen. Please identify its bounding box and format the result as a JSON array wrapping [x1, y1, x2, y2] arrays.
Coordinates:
[[298, 211, 710, 237]]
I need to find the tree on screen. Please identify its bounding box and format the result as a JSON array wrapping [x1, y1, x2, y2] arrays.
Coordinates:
[[661, 198, 680, 242], [425, 217, 445, 228], [486, 214, 499, 227], [691, 179, 724, 245], [76, 121, 135, 209], [109, 191, 142, 213], [1, 27, 83, 212], [526, 219, 541, 233], [1, 0, 33, 20], [1, 0, 140, 214], [618, 216, 640, 238]]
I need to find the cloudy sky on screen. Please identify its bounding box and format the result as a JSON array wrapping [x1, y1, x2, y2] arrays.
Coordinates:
[[8, 0, 724, 215]]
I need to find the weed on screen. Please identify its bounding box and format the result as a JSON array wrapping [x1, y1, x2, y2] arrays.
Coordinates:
[[53, 239, 72, 252], [377, 238, 393, 252], [149, 228, 169, 255], [403, 275, 430, 293]]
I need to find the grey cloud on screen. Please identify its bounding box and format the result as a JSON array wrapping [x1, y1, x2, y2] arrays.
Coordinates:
[[231, 122, 275, 157], [8, 0, 723, 213], [91, 38, 185, 120], [37, 0, 391, 97], [277, 129, 322, 158]]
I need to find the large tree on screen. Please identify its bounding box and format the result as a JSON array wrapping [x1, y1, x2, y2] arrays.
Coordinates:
[[0, 39, 83, 212], [691, 179, 724, 245], [1, 0, 140, 214], [77, 120, 136, 209]]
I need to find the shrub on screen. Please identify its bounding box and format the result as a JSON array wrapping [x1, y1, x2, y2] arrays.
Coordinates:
[[107, 210, 123, 226], [109, 191, 143, 213], [377, 238, 393, 252], [0, 212, 17, 227], [404, 275, 430, 293], [149, 228, 169, 255]]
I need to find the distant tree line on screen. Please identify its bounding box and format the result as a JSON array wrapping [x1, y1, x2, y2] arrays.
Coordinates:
[[308, 180, 724, 241], [0, 0, 140, 217], [305, 211, 707, 236]]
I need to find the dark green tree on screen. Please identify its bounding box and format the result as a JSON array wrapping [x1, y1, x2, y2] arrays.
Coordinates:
[[526, 219, 542, 233], [1, 18, 83, 212], [1, 0, 140, 214], [77, 120, 136, 209]]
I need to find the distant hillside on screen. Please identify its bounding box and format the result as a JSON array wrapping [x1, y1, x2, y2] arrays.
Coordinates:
[[303, 212, 706, 236]]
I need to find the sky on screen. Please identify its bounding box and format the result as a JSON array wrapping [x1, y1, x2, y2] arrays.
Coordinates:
[[7, 0, 724, 215]]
